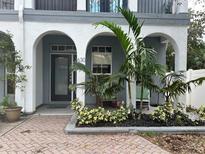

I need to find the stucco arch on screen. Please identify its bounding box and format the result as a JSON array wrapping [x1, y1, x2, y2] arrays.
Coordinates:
[[143, 32, 179, 55], [84, 32, 116, 58], [32, 30, 77, 110], [143, 32, 182, 72], [33, 30, 77, 50]]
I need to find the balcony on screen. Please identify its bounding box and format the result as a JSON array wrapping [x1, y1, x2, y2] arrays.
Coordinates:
[[0, 0, 14, 10], [138, 0, 173, 14], [86, 0, 128, 13], [35, 0, 77, 11]]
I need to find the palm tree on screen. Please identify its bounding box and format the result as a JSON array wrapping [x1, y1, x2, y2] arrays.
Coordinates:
[[160, 71, 205, 104], [95, 8, 164, 115], [69, 62, 125, 106]]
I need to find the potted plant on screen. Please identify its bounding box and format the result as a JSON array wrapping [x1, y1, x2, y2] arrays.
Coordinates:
[[0, 32, 30, 122], [1, 96, 22, 122]]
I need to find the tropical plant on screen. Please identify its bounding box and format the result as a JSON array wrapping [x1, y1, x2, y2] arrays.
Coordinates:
[[71, 99, 130, 126], [69, 62, 125, 106], [0, 96, 17, 109], [95, 8, 164, 116], [0, 32, 30, 95], [160, 71, 205, 103], [197, 105, 205, 120], [152, 102, 202, 126]]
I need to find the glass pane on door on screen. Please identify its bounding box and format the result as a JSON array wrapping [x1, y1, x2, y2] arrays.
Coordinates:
[[55, 57, 68, 95], [51, 55, 71, 101]]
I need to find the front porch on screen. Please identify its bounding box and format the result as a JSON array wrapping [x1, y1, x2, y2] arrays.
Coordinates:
[[31, 28, 184, 112]]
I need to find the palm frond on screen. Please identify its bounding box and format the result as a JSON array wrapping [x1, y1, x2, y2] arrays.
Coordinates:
[[70, 62, 92, 77], [119, 8, 143, 39], [95, 21, 134, 55]]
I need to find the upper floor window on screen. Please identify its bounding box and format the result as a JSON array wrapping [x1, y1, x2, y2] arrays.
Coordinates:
[[92, 46, 112, 75], [87, 0, 128, 13], [35, 0, 77, 11], [0, 0, 14, 10], [138, 0, 173, 14]]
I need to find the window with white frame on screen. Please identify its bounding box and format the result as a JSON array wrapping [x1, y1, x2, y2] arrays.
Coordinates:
[[92, 46, 112, 75]]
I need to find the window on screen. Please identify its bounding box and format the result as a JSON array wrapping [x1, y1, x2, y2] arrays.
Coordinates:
[[92, 46, 112, 75], [51, 45, 76, 53]]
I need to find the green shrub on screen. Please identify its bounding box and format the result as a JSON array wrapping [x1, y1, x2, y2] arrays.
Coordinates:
[[151, 102, 200, 126], [197, 105, 205, 120], [109, 107, 129, 124], [71, 99, 130, 126], [0, 96, 17, 109], [151, 102, 174, 123]]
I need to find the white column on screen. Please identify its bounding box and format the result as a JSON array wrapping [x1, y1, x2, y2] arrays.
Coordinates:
[[128, 0, 138, 12], [77, 0, 86, 11], [75, 42, 87, 106], [24, 0, 35, 9], [175, 39, 187, 72], [175, 32, 188, 107], [176, 0, 188, 14]]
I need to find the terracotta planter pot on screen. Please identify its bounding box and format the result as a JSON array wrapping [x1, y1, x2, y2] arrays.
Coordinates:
[[5, 107, 22, 122]]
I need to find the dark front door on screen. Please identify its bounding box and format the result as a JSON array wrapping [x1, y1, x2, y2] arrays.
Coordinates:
[[51, 55, 72, 101]]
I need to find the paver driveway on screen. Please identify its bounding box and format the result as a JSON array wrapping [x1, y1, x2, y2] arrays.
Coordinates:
[[0, 116, 169, 154]]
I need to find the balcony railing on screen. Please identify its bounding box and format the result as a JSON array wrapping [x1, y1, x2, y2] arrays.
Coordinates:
[[0, 0, 14, 10], [86, 0, 128, 13], [35, 0, 77, 11], [138, 0, 173, 14]]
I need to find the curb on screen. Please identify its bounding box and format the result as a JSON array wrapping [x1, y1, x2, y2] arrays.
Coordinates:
[[65, 114, 205, 134]]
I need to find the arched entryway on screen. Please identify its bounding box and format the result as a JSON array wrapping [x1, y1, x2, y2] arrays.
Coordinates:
[[85, 32, 126, 105], [143, 33, 179, 106], [0, 31, 15, 102], [33, 31, 77, 109]]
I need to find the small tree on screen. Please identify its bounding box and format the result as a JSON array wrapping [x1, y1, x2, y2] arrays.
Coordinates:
[[95, 8, 164, 116], [160, 72, 205, 104], [0, 32, 30, 100], [69, 62, 125, 106]]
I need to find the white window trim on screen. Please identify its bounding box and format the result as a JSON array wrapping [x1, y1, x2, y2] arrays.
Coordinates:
[[50, 44, 76, 53], [91, 46, 112, 75]]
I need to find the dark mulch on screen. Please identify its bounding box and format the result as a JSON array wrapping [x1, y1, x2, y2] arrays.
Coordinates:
[[77, 114, 205, 127]]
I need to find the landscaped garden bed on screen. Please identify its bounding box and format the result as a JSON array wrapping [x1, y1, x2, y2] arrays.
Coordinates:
[[71, 100, 205, 128], [77, 114, 205, 127], [65, 8, 205, 135]]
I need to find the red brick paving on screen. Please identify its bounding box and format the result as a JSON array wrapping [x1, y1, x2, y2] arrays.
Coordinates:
[[0, 116, 169, 154]]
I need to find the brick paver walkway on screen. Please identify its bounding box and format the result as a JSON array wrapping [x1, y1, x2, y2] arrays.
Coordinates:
[[0, 116, 169, 154]]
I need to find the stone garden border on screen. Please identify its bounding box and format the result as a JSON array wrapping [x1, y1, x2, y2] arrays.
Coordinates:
[[65, 114, 205, 134]]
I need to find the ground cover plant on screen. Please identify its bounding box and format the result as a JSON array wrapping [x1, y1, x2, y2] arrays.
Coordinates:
[[71, 99, 204, 127]]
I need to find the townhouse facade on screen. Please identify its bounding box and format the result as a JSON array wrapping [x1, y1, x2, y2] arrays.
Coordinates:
[[0, 0, 189, 113]]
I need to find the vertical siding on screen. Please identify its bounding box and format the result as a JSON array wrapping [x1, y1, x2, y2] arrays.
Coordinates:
[[0, 0, 14, 10], [138, 0, 173, 14], [36, 0, 77, 11]]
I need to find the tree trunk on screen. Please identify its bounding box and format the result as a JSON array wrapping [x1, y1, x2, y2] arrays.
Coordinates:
[[96, 95, 102, 107], [128, 78, 133, 109], [139, 82, 144, 119]]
